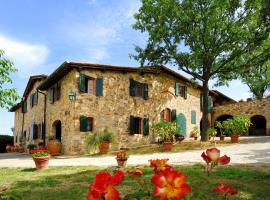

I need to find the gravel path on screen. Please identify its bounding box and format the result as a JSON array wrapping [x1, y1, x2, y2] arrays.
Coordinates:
[[1, 136, 269, 168]]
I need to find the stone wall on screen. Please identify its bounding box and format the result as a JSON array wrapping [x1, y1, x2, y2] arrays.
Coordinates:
[[212, 97, 270, 135]]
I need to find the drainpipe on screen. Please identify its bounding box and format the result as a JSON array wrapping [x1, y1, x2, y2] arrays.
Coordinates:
[[37, 90, 47, 145]]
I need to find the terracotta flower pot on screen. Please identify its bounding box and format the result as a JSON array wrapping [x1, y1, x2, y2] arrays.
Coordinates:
[[11, 146, 15, 152], [6, 145, 11, 153], [18, 145, 24, 153], [14, 146, 19, 152], [116, 159, 127, 168], [163, 142, 173, 151], [33, 156, 50, 170], [194, 136, 198, 140], [48, 139, 62, 156], [220, 136, 225, 141], [99, 141, 110, 154], [230, 135, 239, 143]]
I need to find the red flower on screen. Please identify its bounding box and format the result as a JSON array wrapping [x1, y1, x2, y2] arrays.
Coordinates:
[[201, 148, 230, 165], [213, 183, 238, 195], [152, 167, 190, 200], [86, 170, 125, 200], [127, 168, 143, 178], [149, 159, 170, 172]]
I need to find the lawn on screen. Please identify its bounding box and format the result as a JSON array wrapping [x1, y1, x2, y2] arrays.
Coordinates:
[[1, 164, 270, 200]]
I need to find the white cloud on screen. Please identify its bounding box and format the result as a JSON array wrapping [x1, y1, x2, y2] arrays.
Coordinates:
[[0, 34, 49, 76]]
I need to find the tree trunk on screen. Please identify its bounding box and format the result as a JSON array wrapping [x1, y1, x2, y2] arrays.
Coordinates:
[[201, 80, 210, 141]]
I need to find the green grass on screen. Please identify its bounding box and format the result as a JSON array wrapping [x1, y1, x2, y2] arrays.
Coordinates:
[[1, 164, 270, 200]]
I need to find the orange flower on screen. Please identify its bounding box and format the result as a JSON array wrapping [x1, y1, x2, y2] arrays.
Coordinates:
[[149, 159, 170, 172], [127, 168, 143, 178], [152, 167, 190, 200], [86, 170, 125, 200]]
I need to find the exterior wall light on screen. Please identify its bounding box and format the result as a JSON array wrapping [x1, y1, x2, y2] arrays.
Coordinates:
[[69, 91, 77, 103]]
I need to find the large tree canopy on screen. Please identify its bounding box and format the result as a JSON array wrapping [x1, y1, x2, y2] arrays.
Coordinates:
[[133, 0, 270, 141], [0, 49, 20, 109]]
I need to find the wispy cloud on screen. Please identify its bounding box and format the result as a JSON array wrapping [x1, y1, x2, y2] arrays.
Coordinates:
[[0, 34, 49, 77], [62, 0, 141, 63]]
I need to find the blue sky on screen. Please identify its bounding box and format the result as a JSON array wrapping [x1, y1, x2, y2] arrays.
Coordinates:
[[0, 0, 251, 135]]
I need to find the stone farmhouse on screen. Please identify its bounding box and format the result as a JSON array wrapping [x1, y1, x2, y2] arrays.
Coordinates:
[[10, 61, 257, 155]]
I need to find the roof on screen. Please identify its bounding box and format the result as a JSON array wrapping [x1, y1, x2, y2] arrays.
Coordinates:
[[9, 102, 21, 112], [23, 75, 47, 97], [37, 61, 235, 102]]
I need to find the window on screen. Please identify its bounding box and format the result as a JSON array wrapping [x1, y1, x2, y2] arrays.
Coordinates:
[[49, 83, 61, 104], [191, 110, 196, 124], [21, 100, 27, 113], [33, 124, 39, 140], [80, 116, 94, 132], [30, 92, 38, 108], [175, 83, 187, 99], [130, 79, 149, 100], [161, 108, 176, 122], [79, 72, 103, 96], [129, 116, 149, 135]]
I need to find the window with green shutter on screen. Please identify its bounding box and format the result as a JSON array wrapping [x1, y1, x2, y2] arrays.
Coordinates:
[[129, 115, 135, 134], [49, 87, 54, 104], [184, 86, 188, 99], [191, 110, 196, 124], [175, 83, 180, 96], [143, 118, 149, 136], [80, 116, 88, 132], [171, 109, 177, 121], [130, 79, 135, 96], [79, 72, 87, 92], [96, 78, 103, 96], [22, 100, 27, 113], [143, 83, 149, 100]]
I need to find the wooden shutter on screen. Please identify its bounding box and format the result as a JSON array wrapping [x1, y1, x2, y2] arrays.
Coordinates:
[[184, 86, 188, 99], [208, 96, 213, 113], [96, 78, 104, 96], [34, 92, 38, 105], [143, 118, 149, 136], [191, 110, 196, 124], [79, 72, 87, 92], [80, 116, 88, 132], [49, 88, 54, 104], [56, 83, 61, 100], [22, 100, 27, 113], [143, 83, 149, 100], [30, 95, 33, 107], [171, 109, 177, 122], [175, 83, 180, 96], [129, 115, 135, 134], [130, 79, 135, 96]]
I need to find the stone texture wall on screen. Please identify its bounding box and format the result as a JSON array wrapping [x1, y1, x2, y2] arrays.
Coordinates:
[[13, 108, 23, 145], [57, 69, 203, 154], [212, 97, 270, 135]]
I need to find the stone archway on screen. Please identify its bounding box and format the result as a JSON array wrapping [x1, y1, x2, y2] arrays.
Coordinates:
[[249, 115, 267, 136], [214, 114, 233, 136], [52, 120, 62, 142]]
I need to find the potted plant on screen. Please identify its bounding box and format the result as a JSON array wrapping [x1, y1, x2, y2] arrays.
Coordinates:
[[27, 144, 37, 154], [190, 126, 199, 140], [86, 128, 115, 154], [5, 144, 12, 153], [32, 150, 50, 170], [215, 121, 226, 141], [48, 136, 62, 156], [207, 128, 217, 141], [115, 150, 129, 167], [152, 121, 176, 151], [223, 115, 252, 143]]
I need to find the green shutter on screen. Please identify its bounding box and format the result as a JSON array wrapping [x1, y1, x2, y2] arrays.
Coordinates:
[[143, 83, 149, 100], [129, 115, 135, 134], [184, 86, 188, 99], [200, 93, 203, 111], [22, 100, 27, 113], [96, 78, 104, 96], [175, 83, 180, 96], [30, 95, 33, 107], [80, 116, 88, 132], [143, 118, 149, 136], [34, 92, 38, 105], [49, 88, 54, 104], [208, 96, 213, 113], [171, 109, 177, 121], [79, 72, 86, 92], [130, 79, 135, 96], [191, 110, 196, 124]]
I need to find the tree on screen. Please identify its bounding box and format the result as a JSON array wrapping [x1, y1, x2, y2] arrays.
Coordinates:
[[0, 49, 20, 109], [132, 0, 270, 141]]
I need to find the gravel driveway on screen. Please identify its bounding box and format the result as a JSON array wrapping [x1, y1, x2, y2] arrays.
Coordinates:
[[1, 136, 269, 168]]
